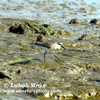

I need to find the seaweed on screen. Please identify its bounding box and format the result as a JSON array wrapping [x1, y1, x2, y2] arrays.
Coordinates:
[[9, 22, 55, 35]]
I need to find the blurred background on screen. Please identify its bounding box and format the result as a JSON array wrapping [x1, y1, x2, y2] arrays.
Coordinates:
[[0, 0, 100, 27]]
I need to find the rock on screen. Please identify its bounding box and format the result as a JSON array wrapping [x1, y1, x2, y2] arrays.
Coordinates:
[[55, 30, 63, 34], [17, 70, 21, 74], [78, 34, 90, 40], [55, 30, 73, 35], [9, 22, 55, 35], [9, 25, 20, 33], [78, 34, 100, 40], [64, 31, 74, 35], [90, 19, 100, 24], [0, 69, 12, 79], [69, 18, 83, 24], [68, 44, 77, 47], [36, 35, 47, 42]]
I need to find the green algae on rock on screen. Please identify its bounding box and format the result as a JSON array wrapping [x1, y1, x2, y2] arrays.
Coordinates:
[[9, 22, 55, 35]]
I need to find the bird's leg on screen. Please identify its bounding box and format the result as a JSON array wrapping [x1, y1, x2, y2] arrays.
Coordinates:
[[44, 50, 47, 61], [54, 53, 61, 61]]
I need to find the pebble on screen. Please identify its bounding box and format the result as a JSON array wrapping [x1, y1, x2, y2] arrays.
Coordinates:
[[17, 70, 21, 74]]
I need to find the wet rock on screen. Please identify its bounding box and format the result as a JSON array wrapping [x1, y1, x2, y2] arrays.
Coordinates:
[[17, 70, 21, 74], [69, 18, 83, 24], [64, 31, 74, 35], [78, 34, 90, 40], [90, 19, 100, 24], [36, 35, 47, 42], [68, 43, 77, 47], [9, 22, 55, 35], [0, 69, 12, 79], [9, 24, 21, 33], [78, 34, 100, 40], [0, 72, 10, 79], [55, 30, 63, 34], [55, 30, 73, 35]]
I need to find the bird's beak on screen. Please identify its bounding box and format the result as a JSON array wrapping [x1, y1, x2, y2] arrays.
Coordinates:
[[61, 45, 66, 50], [58, 42, 66, 50]]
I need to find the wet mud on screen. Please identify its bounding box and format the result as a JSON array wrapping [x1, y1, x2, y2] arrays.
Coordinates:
[[0, 18, 100, 100]]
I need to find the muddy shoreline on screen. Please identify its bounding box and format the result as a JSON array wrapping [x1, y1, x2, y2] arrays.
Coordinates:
[[0, 18, 100, 100]]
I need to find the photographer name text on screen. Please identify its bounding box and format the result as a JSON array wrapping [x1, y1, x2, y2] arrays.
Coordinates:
[[10, 83, 46, 88]]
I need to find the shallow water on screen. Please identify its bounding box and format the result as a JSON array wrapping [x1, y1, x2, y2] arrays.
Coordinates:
[[0, 0, 100, 29]]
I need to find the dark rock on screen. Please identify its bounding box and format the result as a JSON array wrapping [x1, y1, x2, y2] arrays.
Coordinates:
[[9, 22, 55, 35], [90, 19, 100, 24], [78, 34, 100, 40], [0, 72, 11, 79], [78, 34, 89, 40], [18, 70, 21, 74], [69, 18, 83, 24], [36, 35, 46, 42], [9, 25, 24, 34]]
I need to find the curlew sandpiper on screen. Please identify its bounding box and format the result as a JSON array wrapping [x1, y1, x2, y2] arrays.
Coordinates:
[[35, 42, 66, 50], [35, 41, 66, 61]]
